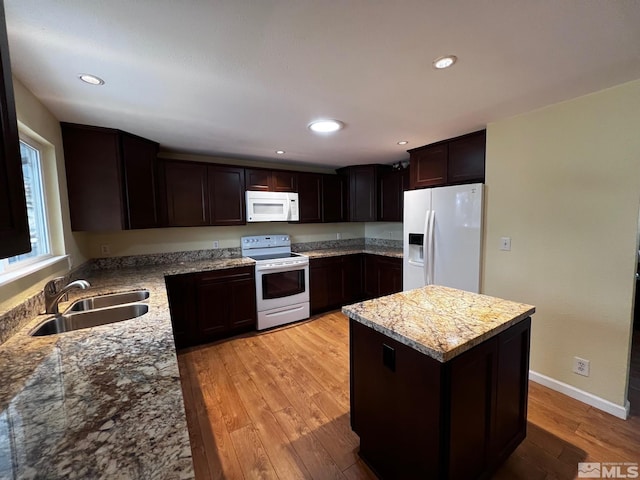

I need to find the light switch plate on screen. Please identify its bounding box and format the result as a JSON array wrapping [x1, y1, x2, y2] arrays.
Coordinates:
[[500, 237, 511, 251]]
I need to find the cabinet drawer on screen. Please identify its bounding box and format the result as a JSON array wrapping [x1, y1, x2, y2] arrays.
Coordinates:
[[197, 266, 254, 283]]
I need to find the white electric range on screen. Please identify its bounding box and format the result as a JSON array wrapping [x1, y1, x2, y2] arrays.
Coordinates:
[[241, 235, 310, 330]]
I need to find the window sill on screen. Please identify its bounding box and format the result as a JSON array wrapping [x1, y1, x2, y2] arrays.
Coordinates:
[[0, 255, 70, 288]]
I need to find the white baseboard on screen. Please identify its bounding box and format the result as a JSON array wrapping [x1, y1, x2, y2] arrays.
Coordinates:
[[529, 370, 630, 420]]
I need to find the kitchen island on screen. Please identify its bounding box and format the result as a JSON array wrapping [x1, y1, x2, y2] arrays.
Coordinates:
[[342, 285, 535, 480]]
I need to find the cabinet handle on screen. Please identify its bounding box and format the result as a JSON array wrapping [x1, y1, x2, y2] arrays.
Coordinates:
[[382, 344, 395, 372]]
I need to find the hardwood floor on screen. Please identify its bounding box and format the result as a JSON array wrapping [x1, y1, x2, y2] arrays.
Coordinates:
[[177, 313, 640, 479]]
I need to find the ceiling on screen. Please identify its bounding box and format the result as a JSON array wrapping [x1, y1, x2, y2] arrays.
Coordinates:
[[5, 1, 640, 169]]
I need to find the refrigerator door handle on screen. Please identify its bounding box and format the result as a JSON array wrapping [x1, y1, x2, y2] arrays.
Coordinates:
[[423, 209, 431, 285], [427, 210, 436, 285], [408, 259, 424, 267]]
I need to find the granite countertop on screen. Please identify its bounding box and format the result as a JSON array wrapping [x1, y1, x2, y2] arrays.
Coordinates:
[[342, 285, 535, 362], [0, 256, 254, 479], [301, 245, 403, 259]]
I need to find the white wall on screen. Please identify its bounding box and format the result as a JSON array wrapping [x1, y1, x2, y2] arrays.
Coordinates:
[[483, 79, 640, 407]]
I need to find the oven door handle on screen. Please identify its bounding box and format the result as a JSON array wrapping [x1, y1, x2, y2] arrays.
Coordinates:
[[256, 262, 308, 272]]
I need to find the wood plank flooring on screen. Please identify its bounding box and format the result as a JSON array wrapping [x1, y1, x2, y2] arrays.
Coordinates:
[[177, 313, 640, 479]]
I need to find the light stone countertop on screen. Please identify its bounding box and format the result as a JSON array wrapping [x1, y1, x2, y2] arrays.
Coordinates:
[[301, 245, 403, 259], [0, 256, 254, 480], [342, 285, 535, 362]]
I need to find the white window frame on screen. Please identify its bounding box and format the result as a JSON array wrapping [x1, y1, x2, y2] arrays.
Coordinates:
[[0, 135, 53, 275]]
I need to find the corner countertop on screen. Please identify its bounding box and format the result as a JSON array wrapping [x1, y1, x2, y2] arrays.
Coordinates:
[[342, 285, 535, 362], [0, 256, 254, 480], [300, 245, 403, 259]]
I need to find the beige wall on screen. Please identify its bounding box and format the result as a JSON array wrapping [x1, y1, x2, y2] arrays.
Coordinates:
[[483, 79, 640, 407], [79, 223, 365, 258], [364, 222, 403, 241], [1, 77, 87, 309]]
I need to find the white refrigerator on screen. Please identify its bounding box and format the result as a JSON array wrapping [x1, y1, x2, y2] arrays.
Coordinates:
[[403, 183, 483, 292]]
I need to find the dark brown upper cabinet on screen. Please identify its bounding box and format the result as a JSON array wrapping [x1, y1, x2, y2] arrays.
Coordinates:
[[409, 130, 485, 190], [245, 168, 297, 192], [297, 172, 323, 223], [159, 160, 245, 227], [337, 165, 381, 222], [379, 168, 409, 222], [321, 174, 348, 223], [0, 2, 30, 258], [61, 123, 160, 231]]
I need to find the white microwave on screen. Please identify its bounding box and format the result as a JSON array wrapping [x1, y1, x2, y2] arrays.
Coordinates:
[[246, 191, 299, 222]]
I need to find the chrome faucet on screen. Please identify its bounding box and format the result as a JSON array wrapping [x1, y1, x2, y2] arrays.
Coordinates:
[[44, 277, 91, 315]]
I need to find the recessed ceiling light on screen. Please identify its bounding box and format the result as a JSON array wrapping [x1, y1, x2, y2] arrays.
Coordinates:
[[275, 150, 285, 155], [397, 140, 409, 145], [308, 119, 344, 133], [433, 55, 457, 69], [78, 74, 105, 85]]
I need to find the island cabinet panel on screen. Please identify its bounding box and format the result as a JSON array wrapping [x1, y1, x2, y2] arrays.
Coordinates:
[[245, 168, 297, 192], [349, 316, 531, 480], [61, 123, 160, 231], [350, 320, 442, 479], [297, 172, 323, 223], [165, 266, 257, 348], [0, 1, 30, 258]]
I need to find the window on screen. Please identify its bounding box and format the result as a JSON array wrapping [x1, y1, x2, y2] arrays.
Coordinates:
[[0, 138, 51, 273]]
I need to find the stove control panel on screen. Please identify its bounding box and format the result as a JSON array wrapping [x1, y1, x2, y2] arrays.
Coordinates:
[[241, 234, 290, 251]]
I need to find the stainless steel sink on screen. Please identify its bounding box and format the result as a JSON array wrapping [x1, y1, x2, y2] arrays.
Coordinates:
[[30, 303, 149, 336], [65, 289, 150, 312]]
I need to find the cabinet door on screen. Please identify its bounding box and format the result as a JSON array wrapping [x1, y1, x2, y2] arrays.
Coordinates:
[[120, 133, 159, 229], [272, 170, 297, 192], [448, 338, 497, 480], [61, 124, 125, 231], [0, 1, 30, 258], [349, 166, 377, 222], [342, 254, 362, 304], [409, 144, 447, 189], [377, 256, 402, 296], [228, 277, 257, 329], [245, 168, 271, 191], [490, 317, 531, 468], [208, 165, 245, 225], [322, 174, 347, 223], [163, 161, 209, 226], [196, 279, 228, 337], [297, 173, 322, 223], [379, 170, 403, 222], [448, 131, 486, 185], [310, 256, 344, 314], [362, 254, 378, 299], [165, 274, 195, 349]]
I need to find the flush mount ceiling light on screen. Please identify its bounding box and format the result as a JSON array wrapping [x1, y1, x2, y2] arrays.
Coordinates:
[[397, 140, 409, 145], [308, 119, 344, 134], [432, 55, 457, 69], [275, 150, 285, 155], [78, 74, 105, 85]]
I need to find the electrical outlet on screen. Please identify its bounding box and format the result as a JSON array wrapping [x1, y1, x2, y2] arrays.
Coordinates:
[[573, 357, 590, 377], [212, 240, 219, 249], [100, 244, 110, 255], [336, 233, 342, 240], [500, 237, 511, 251], [388, 231, 393, 239]]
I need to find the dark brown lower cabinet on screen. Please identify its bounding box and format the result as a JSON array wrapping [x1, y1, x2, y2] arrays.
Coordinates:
[[165, 266, 256, 348], [350, 317, 531, 480], [310, 254, 362, 314], [363, 254, 402, 299]]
